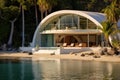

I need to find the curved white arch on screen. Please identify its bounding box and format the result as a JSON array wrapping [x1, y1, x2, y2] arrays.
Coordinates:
[[31, 10, 106, 47]]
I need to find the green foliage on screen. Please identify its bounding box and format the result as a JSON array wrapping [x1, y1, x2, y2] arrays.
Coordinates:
[[17, 0, 34, 10], [1, 6, 19, 20], [100, 21, 115, 40], [0, 0, 6, 9], [102, 0, 120, 22], [0, 0, 20, 21], [101, 0, 120, 48], [99, 21, 116, 47], [100, 21, 120, 47], [37, 0, 49, 12], [112, 39, 120, 49]]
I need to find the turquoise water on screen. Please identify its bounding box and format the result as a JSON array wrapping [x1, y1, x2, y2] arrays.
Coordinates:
[[0, 58, 120, 80]]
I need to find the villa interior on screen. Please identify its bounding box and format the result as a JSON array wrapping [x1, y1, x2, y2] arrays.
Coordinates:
[[40, 34, 102, 47], [55, 34, 101, 47]]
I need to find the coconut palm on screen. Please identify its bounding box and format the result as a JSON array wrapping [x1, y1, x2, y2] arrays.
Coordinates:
[[34, 0, 38, 26], [102, 0, 120, 49], [102, 0, 120, 23], [37, 0, 49, 20], [18, 0, 34, 47], [37, 0, 57, 20], [99, 21, 115, 47], [46, 0, 57, 14], [18, 0, 26, 47]]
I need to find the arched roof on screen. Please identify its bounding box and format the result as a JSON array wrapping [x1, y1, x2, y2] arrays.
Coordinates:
[[31, 10, 106, 47], [40, 10, 106, 29]]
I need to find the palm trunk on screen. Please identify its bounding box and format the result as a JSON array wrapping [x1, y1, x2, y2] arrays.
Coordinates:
[[108, 39, 113, 48], [7, 18, 17, 48], [34, 0, 38, 26], [45, 10, 48, 17], [41, 11, 44, 20], [22, 6, 25, 47]]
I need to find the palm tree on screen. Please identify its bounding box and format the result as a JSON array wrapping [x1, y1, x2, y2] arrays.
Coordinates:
[[102, 0, 120, 24], [18, 0, 26, 47], [37, 0, 49, 20], [18, 0, 34, 47], [46, 0, 57, 14], [34, 0, 38, 26], [101, 0, 120, 49], [99, 21, 115, 47], [37, 0, 57, 20]]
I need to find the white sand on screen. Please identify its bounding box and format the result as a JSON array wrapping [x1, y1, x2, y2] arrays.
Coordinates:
[[0, 52, 120, 62]]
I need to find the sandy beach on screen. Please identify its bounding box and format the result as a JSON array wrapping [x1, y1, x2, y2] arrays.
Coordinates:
[[0, 51, 120, 62]]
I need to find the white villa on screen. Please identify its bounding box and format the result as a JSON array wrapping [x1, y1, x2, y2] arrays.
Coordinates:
[[20, 10, 120, 54]]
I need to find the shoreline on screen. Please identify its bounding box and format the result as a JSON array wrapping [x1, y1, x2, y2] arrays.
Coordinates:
[[0, 51, 120, 62]]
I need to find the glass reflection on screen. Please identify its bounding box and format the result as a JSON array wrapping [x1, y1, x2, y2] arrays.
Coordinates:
[[41, 14, 97, 32]]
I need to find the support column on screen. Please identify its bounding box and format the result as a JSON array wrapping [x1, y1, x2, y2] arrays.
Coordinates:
[[87, 19, 88, 29], [39, 33, 41, 47], [78, 16, 80, 29], [87, 34, 89, 47], [87, 19, 89, 47], [58, 17, 61, 29], [96, 34, 98, 46], [72, 15, 74, 27], [101, 33, 104, 47]]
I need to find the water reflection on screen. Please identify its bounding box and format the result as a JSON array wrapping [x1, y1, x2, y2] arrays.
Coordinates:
[[32, 58, 60, 80], [32, 59, 120, 80], [0, 59, 34, 80], [106, 63, 113, 80], [0, 58, 120, 80]]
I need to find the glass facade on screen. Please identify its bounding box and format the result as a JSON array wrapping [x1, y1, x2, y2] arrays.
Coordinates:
[[41, 34, 54, 47], [39, 14, 101, 47], [40, 14, 97, 32]]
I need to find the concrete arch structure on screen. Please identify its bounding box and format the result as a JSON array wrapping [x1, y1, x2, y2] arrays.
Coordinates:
[[31, 10, 106, 47]]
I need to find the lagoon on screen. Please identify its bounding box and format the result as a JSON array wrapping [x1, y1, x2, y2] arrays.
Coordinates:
[[0, 58, 120, 80]]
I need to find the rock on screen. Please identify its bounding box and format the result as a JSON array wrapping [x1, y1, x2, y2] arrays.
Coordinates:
[[50, 52, 55, 55], [75, 53, 77, 56], [93, 55, 101, 58], [89, 52, 94, 55], [81, 53, 85, 57], [28, 52, 33, 55], [107, 48, 115, 55], [100, 48, 108, 55], [103, 48, 108, 52]]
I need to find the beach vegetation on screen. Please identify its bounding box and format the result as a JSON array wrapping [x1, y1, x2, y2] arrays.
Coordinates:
[[101, 0, 120, 50], [112, 39, 120, 49], [99, 21, 115, 47]]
